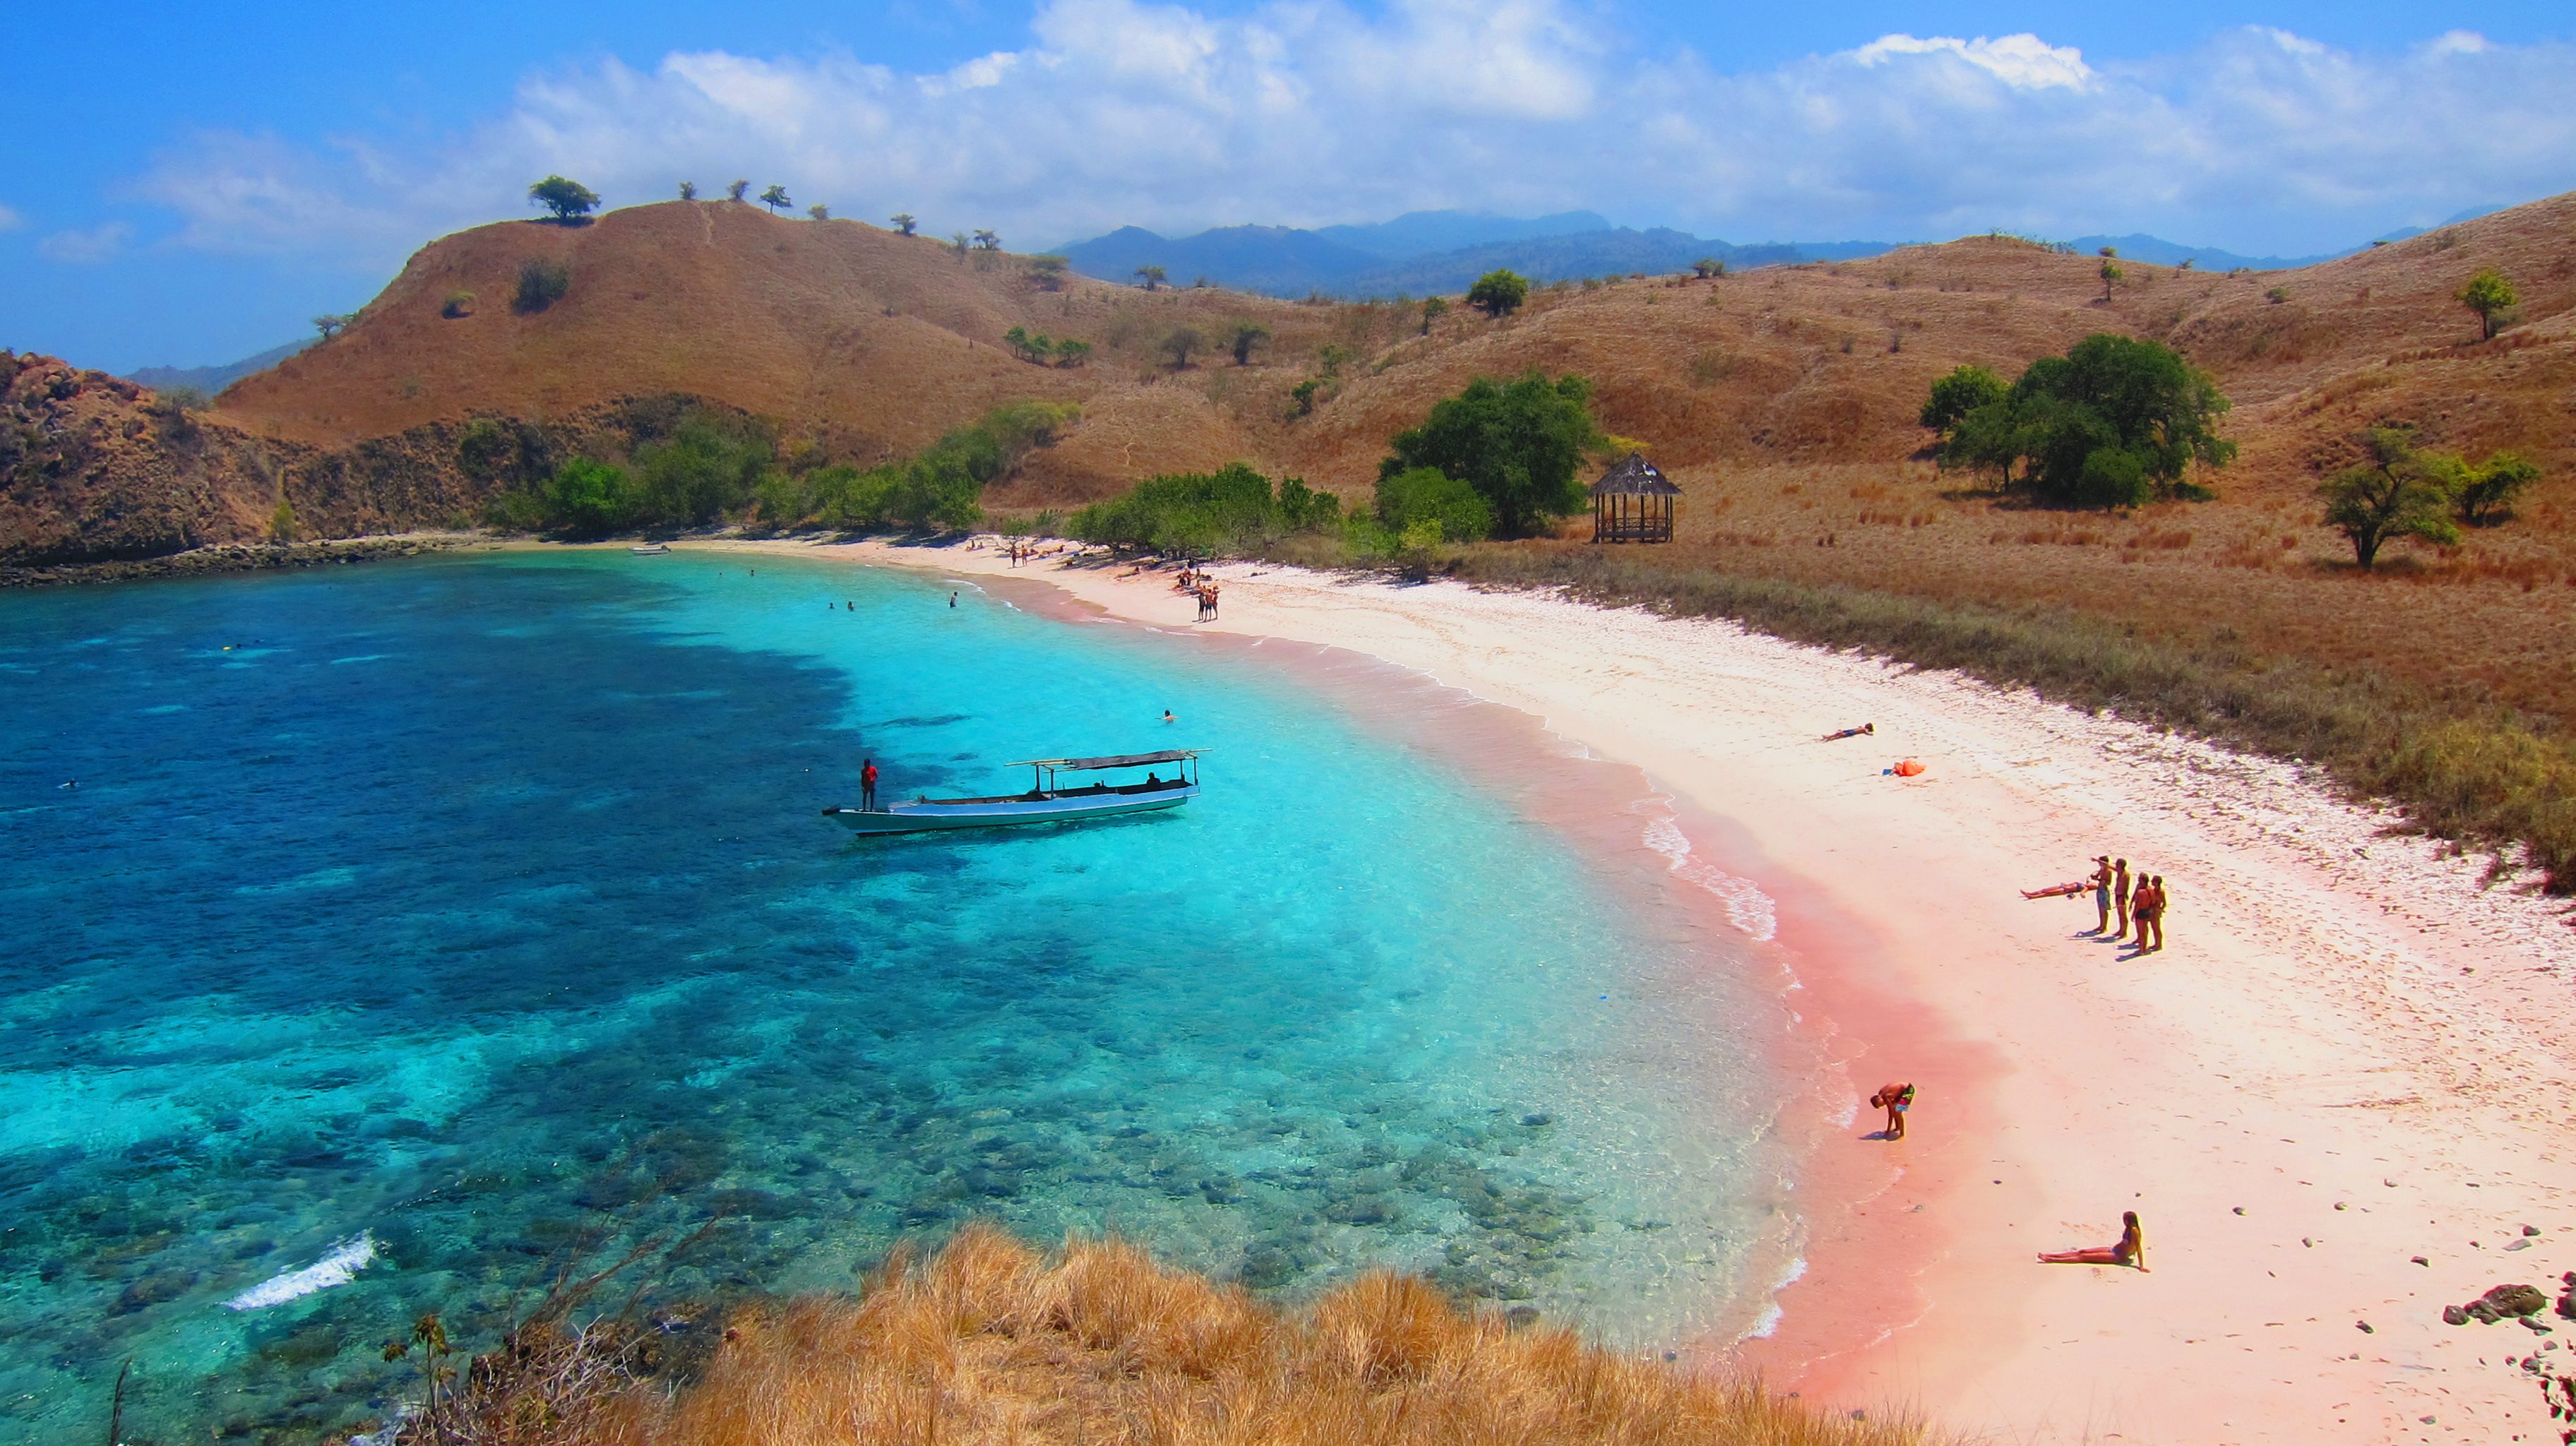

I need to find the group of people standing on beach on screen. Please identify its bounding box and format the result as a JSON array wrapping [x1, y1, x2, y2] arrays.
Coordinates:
[[2088, 855, 2169, 951], [1174, 567, 1221, 621]]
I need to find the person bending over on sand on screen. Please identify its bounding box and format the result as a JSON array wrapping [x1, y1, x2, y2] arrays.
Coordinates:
[[2040, 1212, 2147, 1270], [1869, 1082, 1915, 1140], [2111, 859, 2133, 940], [2136, 876, 2167, 952]]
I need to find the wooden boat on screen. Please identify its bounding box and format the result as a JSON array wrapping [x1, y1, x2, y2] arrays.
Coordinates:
[[823, 750, 1202, 836], [629, 543, 670, 555]]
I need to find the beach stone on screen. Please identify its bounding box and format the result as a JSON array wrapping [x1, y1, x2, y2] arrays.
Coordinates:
[[2444, 1305, 2471, 1325], [1322, 1193, 1400, 1226], [113, 1269, 196, 1315]]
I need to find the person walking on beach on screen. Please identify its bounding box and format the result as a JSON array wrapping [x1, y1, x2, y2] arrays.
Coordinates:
[[1869, 1082, 1915, 1140], [2111, 859, 2133, 940], [2088, 856, 2114, 933], [1204, 581, 1221, 620], [2040, 1211, 2147, 1270], [861, 758, 879, 812], [2135, 876, 2167, 952]]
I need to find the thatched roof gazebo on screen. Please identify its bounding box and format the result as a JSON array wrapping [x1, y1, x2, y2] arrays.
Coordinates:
[[1588, 454, 1680, 544]]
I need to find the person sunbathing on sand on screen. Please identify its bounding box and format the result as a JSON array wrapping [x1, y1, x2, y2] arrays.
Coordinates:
[[1822, 723, 1874, 741], [2040, 1211, 2147, 1270]]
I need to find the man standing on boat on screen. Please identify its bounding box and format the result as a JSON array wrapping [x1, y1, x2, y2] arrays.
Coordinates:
[[861, 758, 880, 812]]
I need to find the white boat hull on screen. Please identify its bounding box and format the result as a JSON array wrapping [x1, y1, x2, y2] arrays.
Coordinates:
[[825, 783, 1198, 835]]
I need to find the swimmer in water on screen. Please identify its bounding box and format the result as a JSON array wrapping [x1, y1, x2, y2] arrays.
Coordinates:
[[1162, 710, 1176, 724]]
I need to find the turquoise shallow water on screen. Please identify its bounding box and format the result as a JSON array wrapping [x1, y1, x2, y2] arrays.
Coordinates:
[[0, 549, 1794, 1442]]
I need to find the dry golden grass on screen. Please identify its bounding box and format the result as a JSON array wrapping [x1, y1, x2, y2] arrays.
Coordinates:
[[418, 1224, 1922, 1446]]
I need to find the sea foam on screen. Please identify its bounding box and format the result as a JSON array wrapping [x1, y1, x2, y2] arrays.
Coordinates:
[[1639, 813, 1778, 941], [225, 1233, 378, 1310]]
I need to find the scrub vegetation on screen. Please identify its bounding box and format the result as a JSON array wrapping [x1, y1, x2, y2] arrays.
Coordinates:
[[389, 1222, 1920, 1446], [484, 401, 1080, 537]]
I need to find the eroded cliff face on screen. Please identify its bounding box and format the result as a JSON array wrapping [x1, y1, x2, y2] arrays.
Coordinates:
[[0, 352, 296, 564], [0, 352, 741, 566]]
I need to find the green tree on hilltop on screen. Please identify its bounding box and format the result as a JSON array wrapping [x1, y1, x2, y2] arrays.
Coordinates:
[[1466, 270, 1530, 318], [2457, 268, 2517, 340], [1228, 323, 1270, 366], [678, 181, 698, 201], [528, 175, 600, 222], [890, 213, 918, 236], [758, 184, 791, 213], [2319, 426, 2461, 568], [2099, 258, 2123, 301], [1381, 371, 1602, 538], [1419, 296, 1448, 333], [726, 180, 750, 202], [1135, 265, 1167, 292]]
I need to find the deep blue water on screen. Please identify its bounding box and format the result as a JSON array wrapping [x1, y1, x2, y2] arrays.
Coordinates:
[[0, 550, 1790, 1442]]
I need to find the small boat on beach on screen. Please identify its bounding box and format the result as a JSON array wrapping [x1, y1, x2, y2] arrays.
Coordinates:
[[629, 543, 670, 555], [823, 750, 1203, 836]]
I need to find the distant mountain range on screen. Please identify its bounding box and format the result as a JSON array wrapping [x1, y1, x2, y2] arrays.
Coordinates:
[[1049, 204, 2515, 300], [1051, 211, 1907, 299], [128, 340, 309, 395]]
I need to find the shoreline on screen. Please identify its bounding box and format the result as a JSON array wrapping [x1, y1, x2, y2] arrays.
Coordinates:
[[0, 532, 489, 588], [700, 536, 2575, 1443]]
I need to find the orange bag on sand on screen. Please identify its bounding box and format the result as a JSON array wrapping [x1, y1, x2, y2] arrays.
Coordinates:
[[1891, 759, 1927, 777]]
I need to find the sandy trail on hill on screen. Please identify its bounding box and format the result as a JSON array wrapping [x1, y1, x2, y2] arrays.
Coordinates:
[[722, 537, 2576, 1445]]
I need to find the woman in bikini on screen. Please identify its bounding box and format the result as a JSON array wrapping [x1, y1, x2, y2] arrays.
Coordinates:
[[2135, 876, 2167, 952], [2040, 1211, 2147, 1270]]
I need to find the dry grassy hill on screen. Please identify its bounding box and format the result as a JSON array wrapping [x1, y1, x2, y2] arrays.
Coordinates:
[[13, 191, 2573, 729]]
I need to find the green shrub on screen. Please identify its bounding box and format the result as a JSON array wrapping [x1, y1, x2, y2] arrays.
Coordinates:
[[1374, 466, 1491, 542], [1068, 462, 1341, 555], [514, 260, 571, 314]]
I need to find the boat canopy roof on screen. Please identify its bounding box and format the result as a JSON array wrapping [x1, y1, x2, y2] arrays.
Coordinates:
[[1010, 748, 1202, 771]]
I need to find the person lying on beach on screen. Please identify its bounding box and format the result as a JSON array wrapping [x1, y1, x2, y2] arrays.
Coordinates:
[[1822, 723, 1875, 741], [1868, 1082, 1915, 1140], [2040, 1212, 2147, 1270]]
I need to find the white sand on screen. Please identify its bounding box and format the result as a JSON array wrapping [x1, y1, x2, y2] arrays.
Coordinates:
[[727, 537, 2576, 1444]]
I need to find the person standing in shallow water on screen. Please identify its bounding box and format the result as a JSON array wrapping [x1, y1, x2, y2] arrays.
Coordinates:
[[861, 758, 879, 812], [1869, 1081, 1915, 1140]]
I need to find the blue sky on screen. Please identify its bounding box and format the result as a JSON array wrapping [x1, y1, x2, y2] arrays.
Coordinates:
[[8, 0, 2572, 373]]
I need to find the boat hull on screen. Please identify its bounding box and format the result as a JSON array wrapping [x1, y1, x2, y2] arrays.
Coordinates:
[[825, 784, 1197, 835]]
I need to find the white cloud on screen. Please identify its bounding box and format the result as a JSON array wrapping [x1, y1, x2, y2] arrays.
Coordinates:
[[127, 1, 2576, 266], [0, 203, 23, 232], [37, 222, 132, 265], [1852, 34, 2092, 91]]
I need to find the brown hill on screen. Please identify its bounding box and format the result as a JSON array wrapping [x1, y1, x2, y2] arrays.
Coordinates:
[[10, 192, 2572, 726]]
